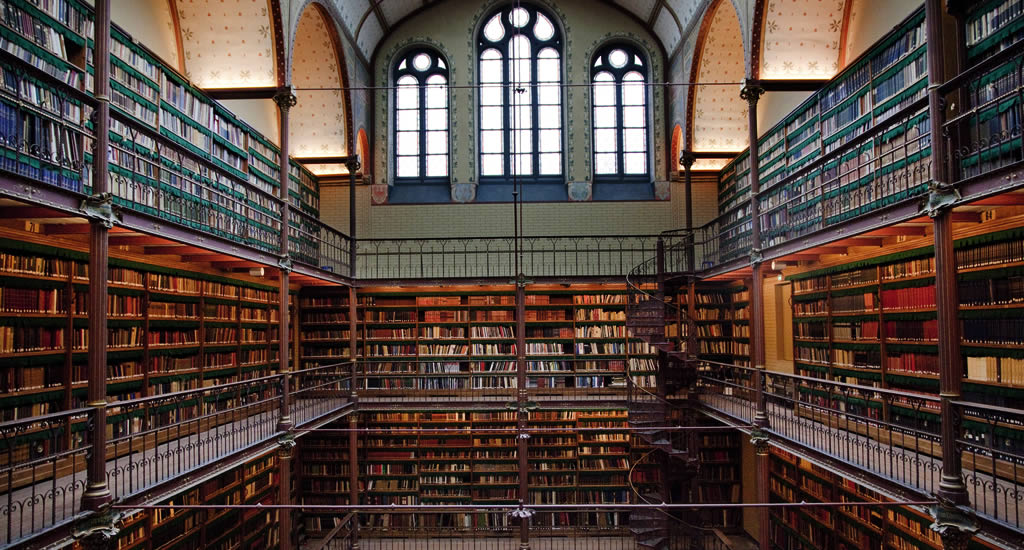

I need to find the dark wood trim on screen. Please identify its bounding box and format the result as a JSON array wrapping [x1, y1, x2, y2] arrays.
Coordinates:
[[270, 0, 287, 87], [751, 0, 767, 78], [167, 0, 187, 74], [206, 87, 285, 100], [837, 0, 855, 69]]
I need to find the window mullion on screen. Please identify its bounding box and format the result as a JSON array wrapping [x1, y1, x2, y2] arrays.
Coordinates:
[[617, 78, 625, 178], [420, 81, 427, 183], [531, 44, 540, 178]]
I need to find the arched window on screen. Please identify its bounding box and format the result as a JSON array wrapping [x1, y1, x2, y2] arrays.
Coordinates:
[[592, 44, 649, 180], [394, 49, 449, 183], [478, 3, 563, 181]]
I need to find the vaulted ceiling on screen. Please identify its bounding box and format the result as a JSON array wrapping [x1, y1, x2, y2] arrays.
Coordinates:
[[334, 0, 705, 62]]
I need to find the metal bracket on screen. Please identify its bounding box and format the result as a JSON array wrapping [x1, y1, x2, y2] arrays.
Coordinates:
[[930, 495, 979, 550], [512, 273, 533, 288], [750, 427, 771, 455], [924, 185, 961, 218], [278, 256, 293, 273], [509, 506, 535, 519], [277, 433, 296, 450], [749, 248, 763, 266], [74, 508, 121, 550], [80, 193, 118, 229]]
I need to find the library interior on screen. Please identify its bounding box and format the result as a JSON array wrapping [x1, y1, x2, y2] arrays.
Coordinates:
[[0, 0, 1023, 549]]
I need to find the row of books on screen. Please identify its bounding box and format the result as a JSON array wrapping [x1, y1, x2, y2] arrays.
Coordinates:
[[966, 0, 1024, 46]]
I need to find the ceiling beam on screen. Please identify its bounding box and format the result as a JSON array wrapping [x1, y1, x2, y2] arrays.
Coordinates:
[[143, 246, 211, 256], [295, 155, 357, 165], [210, 261, 266, 270], [110, 236, 172, 246], [181, 254, 242, 263], [752, 79, 831, 92], [44, 225, 132, 235], [972, 194, 1024, 206], [804, 247, 849, 255], [205, 87, 285, 100], [864, 226, 928, 237], [0, 207, 79, 218], [831, 237, 884, 247], [910, 212, 982, 224]]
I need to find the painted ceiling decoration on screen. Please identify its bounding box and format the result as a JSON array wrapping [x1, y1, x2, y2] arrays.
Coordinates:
[[291, 3, 349, 175], [174, 0, 278, 89], [760, 0, 850, 79], [690, 0, 746, 152], [324, 0, 701, 62]]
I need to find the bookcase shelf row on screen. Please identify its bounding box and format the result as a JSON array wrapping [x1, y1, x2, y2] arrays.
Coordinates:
[[298, 408, 635, 536], [0, 0, 321, 242], [0, 231, 285, 442], [95, 449, 283, 550], [788, 220, 1024, 396]]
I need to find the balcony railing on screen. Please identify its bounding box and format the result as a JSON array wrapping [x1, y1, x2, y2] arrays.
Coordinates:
[[697, 362, 1024, 531], [356, 235, 672, 280], [290, 209, 354, 277], [0, 362, 353, 548]]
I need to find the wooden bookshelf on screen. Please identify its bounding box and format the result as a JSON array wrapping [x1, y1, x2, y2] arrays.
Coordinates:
[[0, 229, 281, 472], [296, 407, 634, 537], [716, 8, 929, 258], [694, 425, 741, 531], [307, 285, 658, 394], [76, 450, 283, 550], [766, 448, 997, 550]]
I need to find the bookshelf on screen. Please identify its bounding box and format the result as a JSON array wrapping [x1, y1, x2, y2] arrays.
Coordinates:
[[692, 283, 749, 368], [786, 216, 1024, 461], [715, 8, 929, 258], [957, 1, 1024, 179], [695, 426, 741, 530], [0, 0, 323, 257], [317, 285, 658, 394], [0, 229, 281, 468], [296, 407, 634, 537], [767, 448, 994, 550], [100, 449, 282, 550]]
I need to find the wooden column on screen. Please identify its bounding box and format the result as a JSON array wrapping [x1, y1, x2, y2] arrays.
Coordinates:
[[277, 440, 295, 550], [516, 279, 530, 550], [274, 90, 297, 432], [346, 157, 360, 276], [682, 151, 696, 274], [348, 285, 360, 549], [925, 0, 972, 525], [81, 0, 113, 513], [741, 81, 770, 550]]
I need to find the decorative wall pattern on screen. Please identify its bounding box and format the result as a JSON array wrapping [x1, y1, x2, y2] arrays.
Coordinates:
[[291, 5, 348, 173], [760, 0, 847, 79], [155, 0, 181, 71], [691, 0, 746, 152], [175, 0, 277, 88]]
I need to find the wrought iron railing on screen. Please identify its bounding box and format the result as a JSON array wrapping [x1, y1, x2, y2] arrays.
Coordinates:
[[0, 408, 92, 546], [356, 235, 671, 280], [290, 209, 354, 277], [697, 362, 1024, 531], [0, 363, 352, 548]]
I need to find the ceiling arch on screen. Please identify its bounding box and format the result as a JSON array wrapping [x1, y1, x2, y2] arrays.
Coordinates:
[[172, 0, 280, 89], [688, 0, 746, 152], [325, 0, 703, 63], [759, 0, 852, 79], [291, 2, 350, 175]]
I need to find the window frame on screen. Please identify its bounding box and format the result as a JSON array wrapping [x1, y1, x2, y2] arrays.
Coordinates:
[[590, 42, 651, 183], [392, 48, 451, 186], [476, 2, 564, 184]]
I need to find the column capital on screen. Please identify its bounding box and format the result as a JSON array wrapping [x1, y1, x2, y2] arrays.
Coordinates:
[[925, 185, 962, 218], [930, 497, 978, 550], [75, 508, 119, 550], [273, 88, 298, 110], [740, 80, 766, 105], [345, 155, 362, 174], [680, 151, 696, 169], [750, 428, 771, 455]]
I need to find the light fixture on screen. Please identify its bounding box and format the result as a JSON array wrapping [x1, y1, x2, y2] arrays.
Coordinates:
[[777, 274, 783, 281], [249, 267, 266, 277], [771, 260, 786, 270]]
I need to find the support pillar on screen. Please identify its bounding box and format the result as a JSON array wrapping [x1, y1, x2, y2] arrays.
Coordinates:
[[346, 157, 361, 276], [348, 285, 360, 549], [349, 414, 360, 550], [277, 437, 296, 550], [514, 277, 531, 550], [274, 90, 297, 432], [680, 152, 698, 360], [922, 1, 976, 547], [81, 0, 113, 515], [751, 432, 771, 550], [740, 82, 768, 429]]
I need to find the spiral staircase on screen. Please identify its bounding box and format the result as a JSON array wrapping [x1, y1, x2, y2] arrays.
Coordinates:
[[624, 238, 703, 549]]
